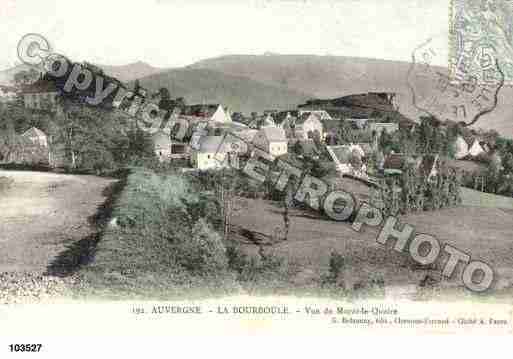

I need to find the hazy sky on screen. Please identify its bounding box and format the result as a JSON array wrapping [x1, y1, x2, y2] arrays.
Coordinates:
[[1, 0, 449, 70]]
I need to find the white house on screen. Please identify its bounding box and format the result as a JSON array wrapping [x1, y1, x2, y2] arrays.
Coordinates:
[[21, 127, 48, 147], [191, 136, 238, 170], [468, 139, 485, 157], [252, 127, 288, 157], [453, 135, 469, 160]]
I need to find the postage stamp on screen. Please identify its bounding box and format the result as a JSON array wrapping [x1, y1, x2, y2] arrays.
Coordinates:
[[450, 0, 513, 84]]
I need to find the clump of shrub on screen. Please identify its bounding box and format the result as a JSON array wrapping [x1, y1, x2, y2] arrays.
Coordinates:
[[321, 251, 346, 288], [321, 251, 385, 298], [226, 244, 297, 293], [79, 168, 237, 299], [174, 219, 229, 275]]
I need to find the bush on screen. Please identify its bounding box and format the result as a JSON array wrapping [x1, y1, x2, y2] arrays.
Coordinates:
[[78, 168, 238, 299], [174, 219, 229, 274], [322, 251, 345, 286], [226, 244, 297, 292]]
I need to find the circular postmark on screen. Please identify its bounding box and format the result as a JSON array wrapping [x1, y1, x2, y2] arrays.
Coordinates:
[[407, 34, 504, 127]]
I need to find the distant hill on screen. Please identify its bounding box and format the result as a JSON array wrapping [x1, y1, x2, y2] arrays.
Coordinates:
[[132, 68, 311, 114], [2, 54, 512, 137], [189, 55, 513, 138], [96, 61, 165, 83]]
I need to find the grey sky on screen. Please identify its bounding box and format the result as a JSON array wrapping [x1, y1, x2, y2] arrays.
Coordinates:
[[0, 0, 449, 70]]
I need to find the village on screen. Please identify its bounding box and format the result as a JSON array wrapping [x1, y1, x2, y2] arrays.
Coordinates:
[[1, 64, 513, 302], [1, 72, 507, 200]]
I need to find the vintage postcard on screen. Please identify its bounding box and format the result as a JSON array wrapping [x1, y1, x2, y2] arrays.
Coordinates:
[[1, 0, 512, 356]]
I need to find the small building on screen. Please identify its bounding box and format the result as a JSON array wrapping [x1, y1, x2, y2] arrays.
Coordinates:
[[21, 127, 48, 148], [252, 127, 288, 157], [453, 135, 469, 160], [468, 139, 485, 158], [191, 136, 231, 170]]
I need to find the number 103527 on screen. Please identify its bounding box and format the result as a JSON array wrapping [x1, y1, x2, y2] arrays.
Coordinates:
[[8, 344, 42, 352]]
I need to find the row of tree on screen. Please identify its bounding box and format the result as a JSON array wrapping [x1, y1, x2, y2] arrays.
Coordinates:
[[372, 163, 462, 216]]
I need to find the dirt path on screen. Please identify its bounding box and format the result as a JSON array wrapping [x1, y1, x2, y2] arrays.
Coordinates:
[[0, 170, 116, 274]]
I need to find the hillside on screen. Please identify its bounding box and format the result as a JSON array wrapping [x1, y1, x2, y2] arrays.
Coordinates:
[[96, 61, 165, 83], [133, 68, 311, 113], [190, 55, 513, 138], [2, 53, 512, 137]]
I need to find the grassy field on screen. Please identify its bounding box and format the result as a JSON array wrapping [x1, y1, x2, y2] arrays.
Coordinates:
[[461, 187, 513, 209], [73, 168, 513, 301], [230, 183, 513, 301]]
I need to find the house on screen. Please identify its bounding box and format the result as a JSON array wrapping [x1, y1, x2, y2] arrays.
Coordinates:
[[252, 127, 288, 157], [22, 78, 59, 110], [3, 131, 49, 165], [191, 136, 233, 170], [21, 127, 48, 148], [453, 135, 469, 160], [281, 112, 324, 141], [326, 145, 367, 178], [368, 122, 399, 135], [468, 139, 485, 157]]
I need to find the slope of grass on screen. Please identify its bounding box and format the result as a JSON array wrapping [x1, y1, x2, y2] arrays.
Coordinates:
[[461, 187, 513, 210], [75, 168, 240, 300]]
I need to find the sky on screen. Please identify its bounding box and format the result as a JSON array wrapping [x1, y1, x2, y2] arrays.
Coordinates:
[[0, 0, 450, 70]]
